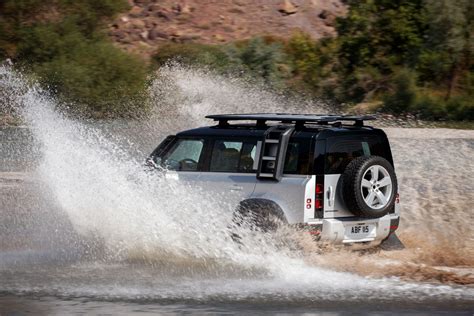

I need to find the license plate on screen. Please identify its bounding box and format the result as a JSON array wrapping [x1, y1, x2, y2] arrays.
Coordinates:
[[344, 224, 376, 240]]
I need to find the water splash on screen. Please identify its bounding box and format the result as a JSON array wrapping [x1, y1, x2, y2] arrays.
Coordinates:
[[1, 64, 473, 303], [146, 64, 331, 133]]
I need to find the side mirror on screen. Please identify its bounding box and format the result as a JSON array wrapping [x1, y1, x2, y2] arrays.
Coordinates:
[[145, 157, 160, 169]]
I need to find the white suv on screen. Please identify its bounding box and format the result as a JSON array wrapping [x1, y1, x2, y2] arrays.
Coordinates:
[[148, 114, 400, 245]]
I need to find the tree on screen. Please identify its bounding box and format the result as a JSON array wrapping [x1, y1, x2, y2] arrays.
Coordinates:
[[336, 0, 425, 71], [421, 0, 473, 99], [0, 0, 148, 117]]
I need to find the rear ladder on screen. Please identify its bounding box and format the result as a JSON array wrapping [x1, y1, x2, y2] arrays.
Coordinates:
[[257, 125, 295, 181]]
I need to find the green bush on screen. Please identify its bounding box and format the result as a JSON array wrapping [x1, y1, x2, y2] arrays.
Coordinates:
[[0, 0, 149, 117], [229, 37, 287, 87], [382, 69, 417, 114], [411, 94, 447, 120], [285, 32, 337, 98], [18, 19, 147, 116], [445, 96, 474, 121], [153, 37, 289, 89], [153, 42, 234, 72], [33, 40, 147, 115]]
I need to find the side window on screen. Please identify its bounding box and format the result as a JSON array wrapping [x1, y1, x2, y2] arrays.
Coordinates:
[[325, 137, 385, 174], [210, 140, 257, 173], [151, 135, 175, 157], [162, 139, 204, 171], [283, 140, 310, 174]]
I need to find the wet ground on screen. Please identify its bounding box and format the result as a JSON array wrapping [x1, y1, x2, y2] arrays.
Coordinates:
[[1, 127, 473, 315], [1, 65, 473, 314]]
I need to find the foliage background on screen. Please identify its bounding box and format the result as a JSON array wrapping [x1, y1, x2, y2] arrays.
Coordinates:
[[0, 0, 472, 121]]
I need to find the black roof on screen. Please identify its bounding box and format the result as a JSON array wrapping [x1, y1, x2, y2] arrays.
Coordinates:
[[177, 124, 379, 139], [176, 113, 379, 138], [206, 113, 376, 125]]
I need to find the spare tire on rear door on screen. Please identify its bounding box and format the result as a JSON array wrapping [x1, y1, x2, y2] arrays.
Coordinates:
[[341, 156, 397, 218]]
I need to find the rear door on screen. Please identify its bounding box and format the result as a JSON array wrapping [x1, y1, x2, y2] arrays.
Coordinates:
[[252, 137, 314, 224], [199, 138, 258, 204], [323, 135, 390, 218]]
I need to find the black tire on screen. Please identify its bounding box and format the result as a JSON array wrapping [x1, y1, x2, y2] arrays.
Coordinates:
[[341, 156, 397, 218]]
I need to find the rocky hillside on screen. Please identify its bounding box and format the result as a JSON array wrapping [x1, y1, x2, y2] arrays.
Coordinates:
[[108, 0, 346, 58]]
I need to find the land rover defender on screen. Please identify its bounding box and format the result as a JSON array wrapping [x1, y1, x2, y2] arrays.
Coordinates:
[[147, 114, 400, 245]]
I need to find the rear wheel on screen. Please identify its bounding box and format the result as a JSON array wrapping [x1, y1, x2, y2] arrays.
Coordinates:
[[342, 156, 397, 218], [235, 200, 286, 232]]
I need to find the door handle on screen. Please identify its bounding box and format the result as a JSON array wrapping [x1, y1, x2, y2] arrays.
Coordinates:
[[327, 186, 333, 207]]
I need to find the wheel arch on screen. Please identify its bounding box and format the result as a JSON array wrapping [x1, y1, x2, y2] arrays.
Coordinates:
[[237, 198, 288, 223]]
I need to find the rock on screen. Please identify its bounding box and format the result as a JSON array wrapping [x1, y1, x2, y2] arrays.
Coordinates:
[[148, 28, 169, 40], [156, 9, 171, 20], [180, 34, 200, 42], [147, 3, 161, 12], [131, 19, 146, 29], [278, 0, 297, 15], [170, 29, 183, 37], [173, 0, 192, 14], [129, 6, 144, 18], [213, 34, 225, 42], [318, 9, 329, 19], [120, 16, 130, 23], [144, 18, 156, 28], [318, 9, 336, 25], [129, 32, 141, 41], [119, 34, 132, 44], [140, 30, 149, 40], [114, 30, 128, 40], [134, 0, 148, 6]]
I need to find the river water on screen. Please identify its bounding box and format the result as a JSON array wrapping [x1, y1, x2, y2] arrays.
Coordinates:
[[0, 65, 473, 315]]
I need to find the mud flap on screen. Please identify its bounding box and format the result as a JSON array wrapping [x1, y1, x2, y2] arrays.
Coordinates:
[[380, 232, 405, 250]]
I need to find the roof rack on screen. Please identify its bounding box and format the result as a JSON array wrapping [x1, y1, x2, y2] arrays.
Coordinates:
[[205, 113, 376, 127]]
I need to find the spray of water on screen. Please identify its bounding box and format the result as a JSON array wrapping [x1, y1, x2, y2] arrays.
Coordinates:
[[1, 64, 473, 303], [144, 65, 474, 282]]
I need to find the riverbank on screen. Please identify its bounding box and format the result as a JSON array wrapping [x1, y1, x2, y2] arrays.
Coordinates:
[[2, 113, 472, 129]]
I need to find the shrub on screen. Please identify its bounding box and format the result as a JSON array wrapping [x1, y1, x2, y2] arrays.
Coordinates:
[[153, 37, 289, 89], [33, 40, 147, 115], [411, 94, 447, 120], [382, 69, 417, 114], [227, 37, 287, 87], [0, 0, 148, 117], [446, 96, 474, 121], [153, 43, 233, 71]]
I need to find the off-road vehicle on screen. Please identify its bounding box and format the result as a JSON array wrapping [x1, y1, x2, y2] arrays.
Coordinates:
[[148, 114, 400, 245]]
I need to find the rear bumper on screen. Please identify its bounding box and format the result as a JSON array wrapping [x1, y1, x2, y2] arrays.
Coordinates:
[[306, 214, 399, 244]]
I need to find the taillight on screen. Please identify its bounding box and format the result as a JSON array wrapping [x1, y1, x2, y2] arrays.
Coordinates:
[[316, 183, 323, 194], [315, 198, 322, 209], [395, 193, 400, 203], [315, 175, 324, 217]]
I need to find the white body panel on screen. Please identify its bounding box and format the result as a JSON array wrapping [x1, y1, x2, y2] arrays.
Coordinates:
[[323, 174, 353, 218], [303, 175, 316, 222], [199, 172, 257, 205], [252, 175, 311, 224]]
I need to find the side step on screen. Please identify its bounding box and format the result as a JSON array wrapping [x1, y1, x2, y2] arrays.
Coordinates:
[[257, 125, 295, 181]]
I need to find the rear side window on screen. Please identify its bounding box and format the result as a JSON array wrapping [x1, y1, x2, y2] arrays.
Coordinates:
[[283, 140, 310, 175], [325, 137, 386, 174], [210, 140, 257, 173]]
